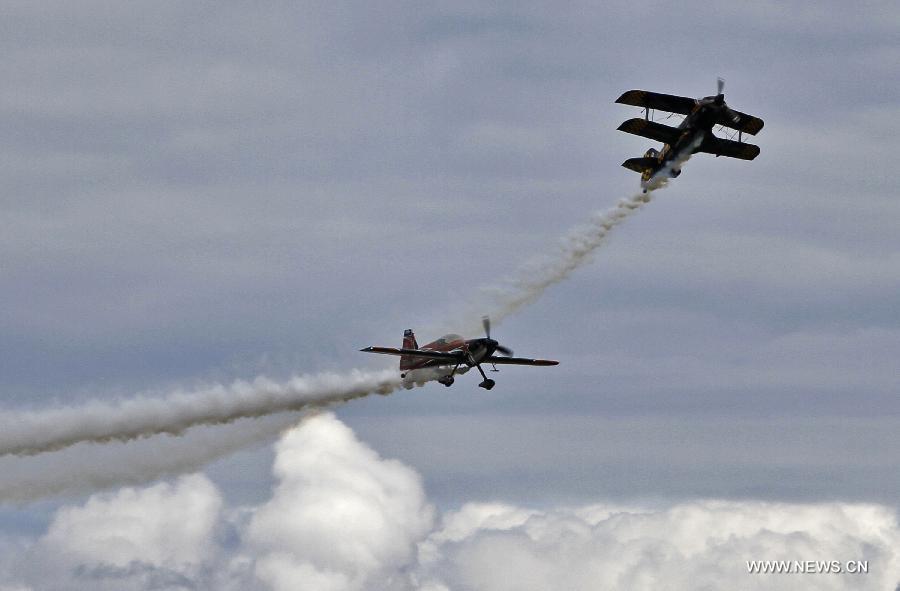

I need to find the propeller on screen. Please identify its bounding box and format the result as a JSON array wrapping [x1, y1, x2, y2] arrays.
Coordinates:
[[495, 344, 514, 356], [481, 316, 514, 357], [716, 76, 741, 124]]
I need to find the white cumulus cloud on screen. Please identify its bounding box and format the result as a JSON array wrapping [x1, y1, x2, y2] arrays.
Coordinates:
[[2, 414, 898, 591], [416, 500, 900, 591], [43, 474, 222, 569], [245, 412, 435, 591]]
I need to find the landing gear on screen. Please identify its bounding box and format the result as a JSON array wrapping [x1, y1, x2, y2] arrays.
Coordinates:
[[438, 362, 461, 387], [472, 360, 495, 390]]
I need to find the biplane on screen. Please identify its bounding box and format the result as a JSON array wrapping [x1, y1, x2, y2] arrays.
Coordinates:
[[361, 317, 558, 390], [616, 80, 764, 191]]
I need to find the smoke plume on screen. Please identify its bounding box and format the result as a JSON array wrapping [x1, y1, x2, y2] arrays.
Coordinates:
[[0, 414, 301, 503], [457, 137, 702, 334], [0, 369, 402, 457], [0, 137, 701, 495]]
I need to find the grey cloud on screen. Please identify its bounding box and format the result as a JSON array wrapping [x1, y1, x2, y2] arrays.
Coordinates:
[[347, 413, 900, 506]]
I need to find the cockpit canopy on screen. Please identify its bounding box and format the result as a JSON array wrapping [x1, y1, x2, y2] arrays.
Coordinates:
[[435, 334, 463, 345], [644, 148, 659, 159]]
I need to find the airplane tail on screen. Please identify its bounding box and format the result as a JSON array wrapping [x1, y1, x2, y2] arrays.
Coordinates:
[[399, 329, 419, 371], [621, 157, 658, 173]]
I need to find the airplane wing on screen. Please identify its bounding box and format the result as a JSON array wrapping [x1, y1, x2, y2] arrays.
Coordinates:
[[617, 118, 682, 146], [485, 355, 559, 366], [697, 136, 760, 160], [360, 346, 464, 361], [616, 90, 697, 115], [716, 111, 764, 135]]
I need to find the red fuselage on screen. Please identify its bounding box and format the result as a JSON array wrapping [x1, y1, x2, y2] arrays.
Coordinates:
[[401, 334, 497, 371]]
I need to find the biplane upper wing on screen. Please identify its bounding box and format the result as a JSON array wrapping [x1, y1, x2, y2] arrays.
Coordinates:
[[360, 346, 464, 361], [616, 90, 697, 115], [697, 136, 760, 160], [716, 111, 764, 135], [617, 118, 681, 146], [485, 355, 559, 366]]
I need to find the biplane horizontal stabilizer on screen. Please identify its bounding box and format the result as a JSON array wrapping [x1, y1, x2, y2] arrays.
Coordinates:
[[621, 157, 658, 173]]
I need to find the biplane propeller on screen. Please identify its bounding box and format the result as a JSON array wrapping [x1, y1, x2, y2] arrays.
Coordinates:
[[616, 79, 764, 191], [361, 316, 558, 390]]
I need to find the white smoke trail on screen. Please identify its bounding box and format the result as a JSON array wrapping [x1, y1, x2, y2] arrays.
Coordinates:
[[0, 136, 702, 497], [0, 413, 302, 503], [470, 191, 651, 329], [0, 369, 404, 457], [456, 136, 703, 334]]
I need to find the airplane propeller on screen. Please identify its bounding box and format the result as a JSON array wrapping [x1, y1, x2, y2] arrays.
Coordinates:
[[716, 76, 741, 125], [481, 316, 513, 357]]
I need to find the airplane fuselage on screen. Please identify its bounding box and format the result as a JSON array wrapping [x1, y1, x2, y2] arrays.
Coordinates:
[[641, 96, 726, 185], [398, 334, 504, 387], [399, 334, 499, 373]]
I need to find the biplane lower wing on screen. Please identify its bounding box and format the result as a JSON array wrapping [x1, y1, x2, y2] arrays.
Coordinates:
[[617, 119, 681, 146], [697, 136, 760, 160], [615, 90, 696, 116], [621, 157, 658, 173], [716, 111, 764, 135]]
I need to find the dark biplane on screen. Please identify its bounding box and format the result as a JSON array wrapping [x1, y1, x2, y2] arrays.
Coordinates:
[[616, 80, 764, 191]]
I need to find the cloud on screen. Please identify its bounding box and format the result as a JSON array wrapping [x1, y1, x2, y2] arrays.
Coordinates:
[[12, 475, 224, 590], [42, 474, 222, 569], [416, 501, 900, 591], [2, 414, 898, 591], [245, 412, 435, 591]]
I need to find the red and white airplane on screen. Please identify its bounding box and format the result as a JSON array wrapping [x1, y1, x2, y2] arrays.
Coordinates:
[[361, 317, 558, 390]]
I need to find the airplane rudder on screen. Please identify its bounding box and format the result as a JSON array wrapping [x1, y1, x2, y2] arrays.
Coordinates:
[[402, 328, 418, 350], [400, 329, 419, 370]]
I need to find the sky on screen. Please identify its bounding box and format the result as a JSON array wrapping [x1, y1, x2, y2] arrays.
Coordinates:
[[0, 1, 898, 589]]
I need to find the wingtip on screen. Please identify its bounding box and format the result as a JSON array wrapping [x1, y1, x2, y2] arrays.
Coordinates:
[[615, 90, 644, 105], [617, 118, 643, 132]]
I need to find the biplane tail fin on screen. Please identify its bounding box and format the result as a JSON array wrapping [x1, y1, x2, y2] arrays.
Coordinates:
[[621, 157, 658, 173]]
